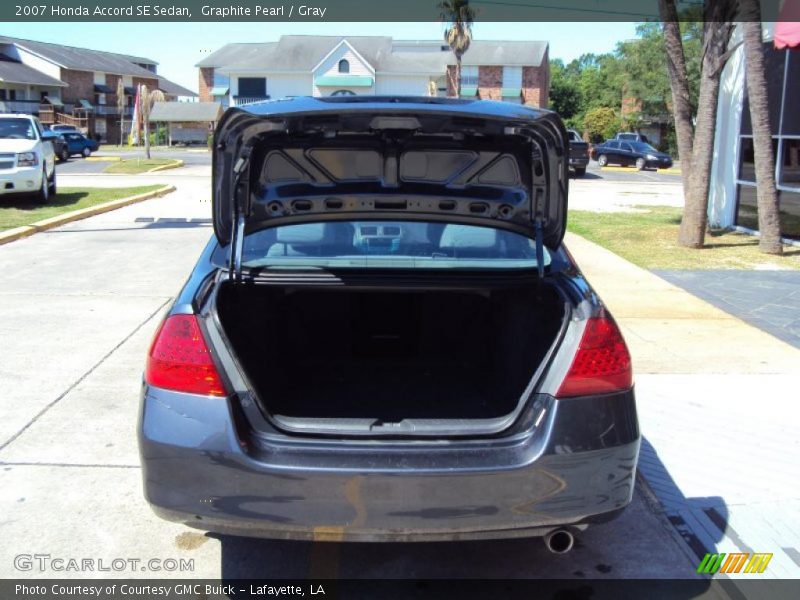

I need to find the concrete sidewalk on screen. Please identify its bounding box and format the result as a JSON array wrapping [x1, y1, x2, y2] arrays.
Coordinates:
[[566, 232, 800, 579]]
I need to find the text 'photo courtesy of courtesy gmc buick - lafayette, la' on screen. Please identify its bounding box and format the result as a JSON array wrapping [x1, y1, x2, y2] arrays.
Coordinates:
[[138, 97, 639, 549]]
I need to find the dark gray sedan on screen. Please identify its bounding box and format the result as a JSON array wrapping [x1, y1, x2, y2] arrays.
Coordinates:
[[138, 97, 639, 552]]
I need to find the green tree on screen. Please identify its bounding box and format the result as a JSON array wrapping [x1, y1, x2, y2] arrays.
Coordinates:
[[549, 59, 582, 121], [583, 107, 621, 143]]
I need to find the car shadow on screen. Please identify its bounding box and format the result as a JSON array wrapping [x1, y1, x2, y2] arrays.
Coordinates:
[[1, 191, 89, 211], [638, 437, 727, 567], [570, 171, 602, 180]]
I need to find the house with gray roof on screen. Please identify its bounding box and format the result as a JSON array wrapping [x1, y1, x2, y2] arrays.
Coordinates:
[[197, 36, 549, 108], [0, 35, 196, 143]]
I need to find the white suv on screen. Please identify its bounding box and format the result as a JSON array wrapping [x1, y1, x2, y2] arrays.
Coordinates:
[[0, 114, 56, 203]]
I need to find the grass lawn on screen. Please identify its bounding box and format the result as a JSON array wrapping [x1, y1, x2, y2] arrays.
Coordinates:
[[568, 205, 800, 270], [104, 158, 181, 174], [0, 186, 163, 231]]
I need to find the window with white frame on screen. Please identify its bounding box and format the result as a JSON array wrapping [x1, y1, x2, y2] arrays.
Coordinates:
[[502, 66, 522, 89], [736, 44, 799, 240], [460, 66, 478, 86]]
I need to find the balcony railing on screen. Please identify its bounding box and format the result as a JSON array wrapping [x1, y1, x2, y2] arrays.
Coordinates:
[[0, 99, 45, 114], [232, 96, 270, 107]]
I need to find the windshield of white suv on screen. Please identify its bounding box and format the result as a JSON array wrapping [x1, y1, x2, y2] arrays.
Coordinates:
[[0, 119, 36, 140], [214, 221, 550, 270]]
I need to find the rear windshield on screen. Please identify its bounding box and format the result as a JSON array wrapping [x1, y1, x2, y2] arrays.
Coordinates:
[[214, 221, 549, 270]]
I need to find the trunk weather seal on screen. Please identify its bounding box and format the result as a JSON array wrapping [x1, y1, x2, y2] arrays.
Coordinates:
[[204, 272, 573, 440]]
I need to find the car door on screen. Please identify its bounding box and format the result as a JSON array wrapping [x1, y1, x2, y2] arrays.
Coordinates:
[[64, 133, 81, 154], [32, 117, 55, 177], [603, 141, 620, 164], [619, 142, 634, 166]]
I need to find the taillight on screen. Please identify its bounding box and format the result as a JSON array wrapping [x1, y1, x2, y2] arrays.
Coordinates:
[[556, 312, 632, 398], [145, 314, 227, 396]]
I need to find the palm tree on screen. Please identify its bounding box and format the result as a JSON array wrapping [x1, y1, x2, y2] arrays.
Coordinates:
[[740, 1, 782, 254], [116, 78, 126, 147], [658, 0, 694, 198], [439, 0, 475, 97], [139, 85, 165, 159]]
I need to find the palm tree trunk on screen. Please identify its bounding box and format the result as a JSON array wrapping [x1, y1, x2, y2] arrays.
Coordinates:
[[741, 14, 783, 254], [678, 18, 734, 248], [456, 55, 462, 97], [658, 0, 694, 195], [144, 117, 151, 160]]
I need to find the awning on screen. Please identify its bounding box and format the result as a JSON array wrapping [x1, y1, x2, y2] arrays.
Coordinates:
[[459, 86, 478, 97], [775, 0, 800, 49], [314, 75, 373, 87], [42, 96, 63, 107], [501, 88, 521, 98], [94, 83, 114, 94], [79, 99, 94, 109], [209, 86, 229, 96], [124, 86, 136, 95]]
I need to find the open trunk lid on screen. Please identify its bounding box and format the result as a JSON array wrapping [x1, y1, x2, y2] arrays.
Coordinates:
[[211, 97, 569, 277]]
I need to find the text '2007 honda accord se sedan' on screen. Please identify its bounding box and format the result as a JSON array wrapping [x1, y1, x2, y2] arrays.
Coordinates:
[[138, 97, 639, 551]]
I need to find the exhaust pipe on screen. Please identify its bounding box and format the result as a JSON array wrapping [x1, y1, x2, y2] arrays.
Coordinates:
[[544, 529, 575, 554]]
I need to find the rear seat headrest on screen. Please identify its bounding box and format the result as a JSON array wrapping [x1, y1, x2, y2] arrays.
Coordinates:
[[439, 225, 498, 249]]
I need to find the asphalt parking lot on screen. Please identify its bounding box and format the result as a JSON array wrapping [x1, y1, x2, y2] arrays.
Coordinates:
[[55, 148, 211, 175]]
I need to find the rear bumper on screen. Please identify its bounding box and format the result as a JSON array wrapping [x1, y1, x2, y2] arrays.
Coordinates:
[[139, 387, 640, 541], [569, 157, 589, 168]]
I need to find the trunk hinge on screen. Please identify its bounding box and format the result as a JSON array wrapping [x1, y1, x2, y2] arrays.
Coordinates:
[[228, 145, 254, 283], [534, 218, 545, 279]]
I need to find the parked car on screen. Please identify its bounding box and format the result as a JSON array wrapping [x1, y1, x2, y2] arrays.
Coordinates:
[[567, 129, 589, 176], [49, 124, 78, 134], [0, 113, 56, 202], [60, 131, 99, 157], [138, 97, 639, 550], [42, 130, 70, 163], [591, 139, 673, 170], [614, 132, 650, 144]]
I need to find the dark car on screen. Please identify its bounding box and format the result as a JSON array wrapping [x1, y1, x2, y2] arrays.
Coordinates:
[[60, 131, 99, 157], [49, 124, 78, 134], [41, 130, 70, 163], [614, 132, 650, 144], [591, 139, 673, 170], [567, 129, 589, 176], [138, 97, 639, 550]]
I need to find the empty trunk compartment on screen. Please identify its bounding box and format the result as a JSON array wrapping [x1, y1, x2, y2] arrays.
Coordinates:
[[215, 281, 565, 432]]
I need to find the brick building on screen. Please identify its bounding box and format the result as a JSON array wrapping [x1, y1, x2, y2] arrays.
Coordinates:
[[0, 35, 196, 143], [197, 36, 549, 109]]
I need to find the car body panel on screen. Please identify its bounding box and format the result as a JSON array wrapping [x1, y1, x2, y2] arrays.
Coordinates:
[[212, 96, 569, 250], [60, 132, 99, 156], [567, 130, 589, 171], [139, 384, 639, 541]]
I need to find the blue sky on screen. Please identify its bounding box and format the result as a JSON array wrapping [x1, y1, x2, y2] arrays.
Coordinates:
[[0, 22, 638, 93]]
